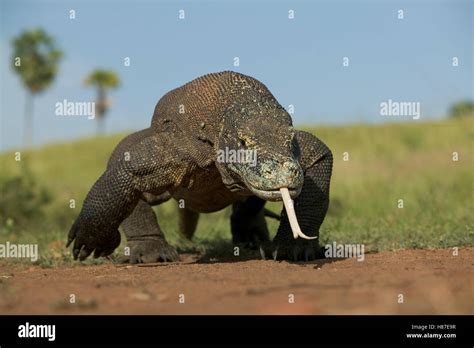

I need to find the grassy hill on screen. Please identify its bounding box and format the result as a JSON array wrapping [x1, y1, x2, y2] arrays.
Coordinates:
[[1, 117, 473, 266]]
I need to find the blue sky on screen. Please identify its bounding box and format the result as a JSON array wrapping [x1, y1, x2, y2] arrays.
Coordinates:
[[1, 0, 472, 150]]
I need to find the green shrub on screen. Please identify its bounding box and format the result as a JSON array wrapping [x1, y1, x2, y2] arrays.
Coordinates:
[[449, 100, 474, 118], [0, 166, 51, 230]]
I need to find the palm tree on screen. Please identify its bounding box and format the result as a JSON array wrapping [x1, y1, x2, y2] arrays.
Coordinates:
[[11, 28, 63, 146], [84, 70, 120, 134]]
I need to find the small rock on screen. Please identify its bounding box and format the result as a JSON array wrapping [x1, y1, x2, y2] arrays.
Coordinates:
[[130, 292, 151, 301]]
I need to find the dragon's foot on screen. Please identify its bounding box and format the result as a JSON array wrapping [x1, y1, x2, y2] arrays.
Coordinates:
[[260, 239, 324, 262], [119, 237, 180, 263]]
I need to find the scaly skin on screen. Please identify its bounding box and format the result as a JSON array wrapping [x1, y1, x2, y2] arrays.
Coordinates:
[[67, 71, 333, 262]]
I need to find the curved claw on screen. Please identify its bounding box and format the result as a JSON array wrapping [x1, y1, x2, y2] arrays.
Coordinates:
[[66, 220, 79, 248], [259, 247, 266, 260], [280, 188, 317, 240], [272, 247, 278, 261]]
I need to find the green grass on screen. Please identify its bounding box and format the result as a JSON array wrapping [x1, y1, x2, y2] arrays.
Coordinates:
[[1, 117, 473, 266]]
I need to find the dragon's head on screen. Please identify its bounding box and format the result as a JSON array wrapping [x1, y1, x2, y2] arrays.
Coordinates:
[[215, 94, 304, 202]]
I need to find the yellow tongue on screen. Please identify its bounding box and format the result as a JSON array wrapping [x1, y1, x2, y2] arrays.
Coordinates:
[[280, 188, 318, 240]]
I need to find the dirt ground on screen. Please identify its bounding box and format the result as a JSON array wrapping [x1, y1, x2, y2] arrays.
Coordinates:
[[0, 247, 472, 314]]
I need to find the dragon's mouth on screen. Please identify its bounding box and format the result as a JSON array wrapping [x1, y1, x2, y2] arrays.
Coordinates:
[[226, 164, 302, 201], [246, 186, 301, 201]]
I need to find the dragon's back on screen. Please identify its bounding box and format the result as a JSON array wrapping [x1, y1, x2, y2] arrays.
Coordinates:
[[150, 71, 277, 139]]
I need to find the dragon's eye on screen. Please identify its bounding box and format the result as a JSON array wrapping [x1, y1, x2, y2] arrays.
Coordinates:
[[239, 139, 246, 147]]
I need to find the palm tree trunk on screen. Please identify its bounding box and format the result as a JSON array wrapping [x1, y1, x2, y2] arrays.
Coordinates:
[[96, 86, 106, 135], [23, 92, 34, 147]]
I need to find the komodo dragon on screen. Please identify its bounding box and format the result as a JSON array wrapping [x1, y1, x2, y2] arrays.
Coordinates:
[[67, 71, 333, 262]]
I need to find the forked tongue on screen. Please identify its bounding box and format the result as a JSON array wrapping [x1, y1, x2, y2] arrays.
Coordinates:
[[280, 187, 317, 240]]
